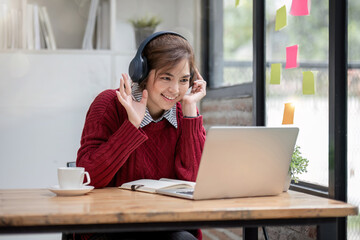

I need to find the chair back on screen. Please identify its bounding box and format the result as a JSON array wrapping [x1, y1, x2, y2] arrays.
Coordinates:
[[66, 162, 76, 167]]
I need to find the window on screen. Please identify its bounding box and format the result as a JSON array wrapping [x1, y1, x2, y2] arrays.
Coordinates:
[[207, 0, 253, 88], [206, 0, 353, 238], [207, 0, 330, 187], [265, 1, 329, 187], [223, 0, 253, 86]]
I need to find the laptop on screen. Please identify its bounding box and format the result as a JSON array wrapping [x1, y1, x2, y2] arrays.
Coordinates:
[[156, 126, 299, 200]]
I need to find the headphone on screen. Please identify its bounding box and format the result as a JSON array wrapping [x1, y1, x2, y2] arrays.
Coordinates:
[[128, 31, 186, 83]]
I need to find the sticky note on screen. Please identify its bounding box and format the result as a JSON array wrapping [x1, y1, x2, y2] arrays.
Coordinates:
[[270, 63, 281, 84], [285, 45, 299, 69], [235, 0, 240, 7], [275, 5, 287, 31], [303, 71, 315, 94], [282, 103, 295, 125], [290, 0, 310, 16]]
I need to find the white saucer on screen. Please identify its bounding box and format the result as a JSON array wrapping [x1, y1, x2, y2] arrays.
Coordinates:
[[49, 185, 94, 196]]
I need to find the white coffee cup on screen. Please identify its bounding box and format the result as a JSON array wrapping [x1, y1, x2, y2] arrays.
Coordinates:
[[57, 167, 91, 189]]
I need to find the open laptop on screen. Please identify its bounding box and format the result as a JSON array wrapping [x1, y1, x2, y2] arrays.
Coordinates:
[[156, 126, 299, 200]]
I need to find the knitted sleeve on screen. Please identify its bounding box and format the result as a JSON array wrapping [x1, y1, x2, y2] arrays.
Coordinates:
[[76, 90, 148, 188], [174, 104, 206, 181]]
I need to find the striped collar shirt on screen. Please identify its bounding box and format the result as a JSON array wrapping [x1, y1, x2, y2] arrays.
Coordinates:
[[131, 83, 178, 129]]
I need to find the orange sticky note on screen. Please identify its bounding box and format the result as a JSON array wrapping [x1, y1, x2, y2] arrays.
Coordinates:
[[282, 103, 295, 125], [290, 0, 311, 16], [285, 45, 299, 69]]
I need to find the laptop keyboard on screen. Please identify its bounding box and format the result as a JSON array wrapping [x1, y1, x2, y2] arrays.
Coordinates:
[[177, 191, 194, 195]]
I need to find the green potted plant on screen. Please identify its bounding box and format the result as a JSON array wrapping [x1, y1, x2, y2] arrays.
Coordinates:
[[129, 16, 162, 47], [284, 145, 309, 191]]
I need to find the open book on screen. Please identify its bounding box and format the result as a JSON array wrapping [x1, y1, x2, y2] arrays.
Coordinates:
[[119, 178, 195, 194]]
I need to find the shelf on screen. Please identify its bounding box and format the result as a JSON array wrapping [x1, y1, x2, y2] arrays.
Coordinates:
[[0, 49, 138, 57], [0, 0, 115, 51]]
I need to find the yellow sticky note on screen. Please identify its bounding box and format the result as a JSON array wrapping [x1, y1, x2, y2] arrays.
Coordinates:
[[235, 0, 240, 7], [303, 71, 315, 95], [282, 103, 295, 125], [275, 5, 287, 31], [270, 63, 281, 84]]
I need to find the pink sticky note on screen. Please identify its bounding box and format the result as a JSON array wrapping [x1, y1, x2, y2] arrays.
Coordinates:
[[290, 0, 311, 16], [285, 45, 299, 69]]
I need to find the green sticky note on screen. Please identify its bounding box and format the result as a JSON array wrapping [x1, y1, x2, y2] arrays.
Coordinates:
[[275, 5, 287, 31], [303, 71, 315, 95], [235, 0, 240, 7], [270, 63, 281, 84]]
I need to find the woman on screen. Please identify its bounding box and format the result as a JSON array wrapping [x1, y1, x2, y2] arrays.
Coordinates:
[[76, 32, 206, 240]]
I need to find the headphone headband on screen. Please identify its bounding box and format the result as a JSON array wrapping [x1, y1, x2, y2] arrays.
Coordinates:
[[128, 31, 187, 83], [136, 31, 185, 59]]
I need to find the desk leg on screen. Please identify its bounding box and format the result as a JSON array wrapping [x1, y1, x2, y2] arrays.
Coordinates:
[[318, 218, 345, 240], [243, 227, 258, 240]]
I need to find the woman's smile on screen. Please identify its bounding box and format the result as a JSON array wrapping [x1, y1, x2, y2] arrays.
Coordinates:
[[161, 93, 178, 101]]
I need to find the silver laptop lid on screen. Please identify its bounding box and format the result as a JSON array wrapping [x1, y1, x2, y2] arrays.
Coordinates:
[[193, 126, 299, 200]]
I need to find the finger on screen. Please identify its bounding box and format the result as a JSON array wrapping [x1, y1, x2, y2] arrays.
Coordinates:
[[123, 73, 132, 95], [198, 80, 207, 89], [192, 82, 206, 95], [195, 80, 206, 90], [140, 89, 148, 105], [195, 68, 204, 80], [191, 81, 199, 91], [192, 80, 199, 87], [119, 77, 125, 95], [192, 80, 203, 92], [193, 79, 205, 85], [192, 84, 199, 93], [195, 79, 206, 84], [119, 77, 129, 100], [116, 90, 126, 106]]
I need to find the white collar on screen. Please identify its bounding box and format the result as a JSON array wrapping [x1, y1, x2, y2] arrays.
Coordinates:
[[131, 83, 178, 128]]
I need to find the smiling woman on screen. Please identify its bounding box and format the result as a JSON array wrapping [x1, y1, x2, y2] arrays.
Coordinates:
[[144, 59, 192, 120], [76, 31, 206, 240]]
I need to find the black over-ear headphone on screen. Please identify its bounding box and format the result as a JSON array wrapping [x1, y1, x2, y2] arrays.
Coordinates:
[[128, 31, 186, 83]]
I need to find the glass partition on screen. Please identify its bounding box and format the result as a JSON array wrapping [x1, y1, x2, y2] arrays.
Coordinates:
[[223, 0, 253, 86], [265, 0, 329, 186], [209, 0, 253, 88]]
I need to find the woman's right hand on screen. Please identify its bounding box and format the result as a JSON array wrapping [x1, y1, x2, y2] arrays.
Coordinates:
[[116, 73, 148, 128]]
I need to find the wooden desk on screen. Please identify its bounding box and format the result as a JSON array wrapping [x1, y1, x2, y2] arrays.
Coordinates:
[[0, 188, 358, 240]]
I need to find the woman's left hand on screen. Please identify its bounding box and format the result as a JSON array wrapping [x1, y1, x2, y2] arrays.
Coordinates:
[[181, 69, 207, 117]]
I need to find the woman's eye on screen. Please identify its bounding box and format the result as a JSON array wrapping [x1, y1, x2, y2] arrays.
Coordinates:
[[160, 77, 171, 81], [180, 78, 189, 83]]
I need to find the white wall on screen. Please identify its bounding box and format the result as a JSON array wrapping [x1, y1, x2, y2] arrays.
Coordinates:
[[0, 52, 111, 240], [0, 52, 112, 189]]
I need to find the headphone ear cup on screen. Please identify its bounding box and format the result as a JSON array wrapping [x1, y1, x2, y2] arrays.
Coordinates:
[[128, 55, 149, 83], [129, 56, 142, 83], [140, 56, 148, 83]]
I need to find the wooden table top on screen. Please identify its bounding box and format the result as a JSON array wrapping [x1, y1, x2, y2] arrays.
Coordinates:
[[0, 188, 358, 227]]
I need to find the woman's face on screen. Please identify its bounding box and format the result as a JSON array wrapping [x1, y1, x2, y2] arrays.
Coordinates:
[[145, 59, 191, 119]]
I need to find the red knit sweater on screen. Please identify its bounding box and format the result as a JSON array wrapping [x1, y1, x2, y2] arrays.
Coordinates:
[[76, 89, 206, 239]]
